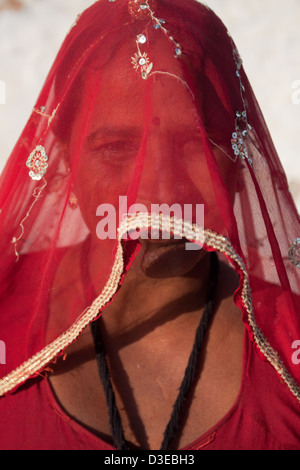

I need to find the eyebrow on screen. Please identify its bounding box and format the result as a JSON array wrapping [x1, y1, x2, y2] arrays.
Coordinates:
[[87, 127, 142, 141], [86, 124, 202, 142]]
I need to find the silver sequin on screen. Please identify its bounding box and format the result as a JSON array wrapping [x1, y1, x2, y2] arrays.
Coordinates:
[[289, 238, 300, 268], [26, 145, 48, 181], [137, 34, 147, 44]]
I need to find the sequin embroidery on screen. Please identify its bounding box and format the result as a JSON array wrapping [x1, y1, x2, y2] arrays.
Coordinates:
[[231, 111, 253, 165], [230, 42, 253, 166], [128, 0, 156, 19], [289, 238, 300, 268], [129, 0, 182, 79], [26, 145, 49, 181], [131, 51, 153, 79]]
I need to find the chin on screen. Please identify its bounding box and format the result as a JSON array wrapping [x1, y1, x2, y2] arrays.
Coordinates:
[[135, 241, 207, 278]]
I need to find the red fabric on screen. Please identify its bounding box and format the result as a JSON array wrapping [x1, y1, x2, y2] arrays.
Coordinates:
[[1, 333, 300, 450], [0, 0, 299, 450]]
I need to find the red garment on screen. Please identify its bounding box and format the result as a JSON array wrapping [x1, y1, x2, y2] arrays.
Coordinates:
[[0, 332, 300, 450], [0, 0, 299, 450]]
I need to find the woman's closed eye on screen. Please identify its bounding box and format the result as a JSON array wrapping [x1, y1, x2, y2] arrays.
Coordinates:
[[87, 139, 140, 163]]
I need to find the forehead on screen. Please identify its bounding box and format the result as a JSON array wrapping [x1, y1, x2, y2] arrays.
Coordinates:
[[86, 37, 199, 131]]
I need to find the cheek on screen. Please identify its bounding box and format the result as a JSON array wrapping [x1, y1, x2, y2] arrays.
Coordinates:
[[72, 159, 132, 233]]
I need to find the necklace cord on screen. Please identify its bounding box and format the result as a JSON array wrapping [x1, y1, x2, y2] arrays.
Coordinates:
[[91, 320, 129, 450], [90, 251, 219, 450], [160, 251, 219, 450]]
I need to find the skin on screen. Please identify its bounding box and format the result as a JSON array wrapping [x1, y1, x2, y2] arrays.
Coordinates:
[[49, 243, 244, 450], [49, 40, 244, 450]]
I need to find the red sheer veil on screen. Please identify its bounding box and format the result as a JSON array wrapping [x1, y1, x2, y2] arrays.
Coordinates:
[[0, 0, 299, 401]]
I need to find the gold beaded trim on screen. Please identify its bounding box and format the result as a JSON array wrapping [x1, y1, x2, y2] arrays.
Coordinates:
[[0, 213, 300, 403], [0, 237, 124, 396]]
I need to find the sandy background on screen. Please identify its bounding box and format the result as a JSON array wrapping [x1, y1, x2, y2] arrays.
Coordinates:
[[0, 0, 299, 210]]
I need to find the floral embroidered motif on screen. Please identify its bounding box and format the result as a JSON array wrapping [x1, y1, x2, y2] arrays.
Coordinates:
[[129, 0, 182, 80], [26, 145, 48, 181], [131, 52, 153, 79], [289, 238, 300, 268]]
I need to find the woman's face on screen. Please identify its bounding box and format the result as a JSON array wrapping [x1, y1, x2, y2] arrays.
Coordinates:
[[68, 40, 237, 277]]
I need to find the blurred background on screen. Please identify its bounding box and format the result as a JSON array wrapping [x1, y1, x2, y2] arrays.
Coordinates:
[[0, 0, 299, 210]]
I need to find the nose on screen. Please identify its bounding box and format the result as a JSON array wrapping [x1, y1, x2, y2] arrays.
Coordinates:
[[136, 133, 183, 207]]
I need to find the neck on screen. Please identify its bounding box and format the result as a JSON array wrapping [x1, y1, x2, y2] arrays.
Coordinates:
[[89, 240, 213, 341]]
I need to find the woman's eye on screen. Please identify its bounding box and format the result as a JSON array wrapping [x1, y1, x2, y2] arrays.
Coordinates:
[[89, 140, 138, 162], [103, 141, 128, 152]]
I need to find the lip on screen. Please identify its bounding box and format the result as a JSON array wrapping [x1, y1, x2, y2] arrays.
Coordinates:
[[142, 237, 186, 246], [137, 228, 187, 246], [138, 238, 189, 253]]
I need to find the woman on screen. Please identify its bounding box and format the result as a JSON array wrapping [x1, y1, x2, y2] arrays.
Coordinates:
[[0, 0, 299, 450]]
